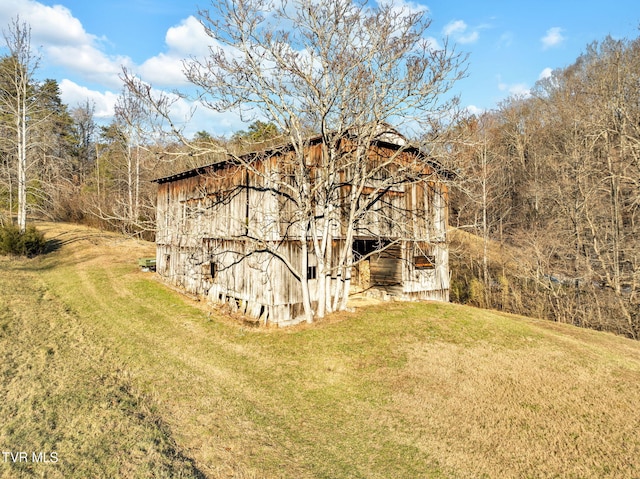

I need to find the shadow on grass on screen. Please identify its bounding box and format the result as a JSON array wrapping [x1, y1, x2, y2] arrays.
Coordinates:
[[45, 238, 63, 254], [0, 238, 63, 272], [1, 231, 118, 271]]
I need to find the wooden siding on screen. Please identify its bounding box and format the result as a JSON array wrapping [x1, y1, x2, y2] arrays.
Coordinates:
[[155, 137, 450, 325]]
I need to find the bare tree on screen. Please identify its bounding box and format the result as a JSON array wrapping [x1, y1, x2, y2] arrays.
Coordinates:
[[125, 0, 465, 322], [0, 18, 40, 232], [87, 89, 159, 236], [70, 99, 97, 178], [449, 34, 640, 338]]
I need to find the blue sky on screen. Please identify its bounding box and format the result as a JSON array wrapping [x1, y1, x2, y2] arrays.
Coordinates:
[[1, 0, 638, 137]]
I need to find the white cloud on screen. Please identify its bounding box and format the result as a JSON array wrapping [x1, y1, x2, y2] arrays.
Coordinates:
[[443, 19, 479, 44], [164, 16, 211, 57], [138, 53, 188, 86], [444, 20, 466, 36], [0, 1, 245, 134], [459, 31, 479, 44], [59, 79, 118, 118], [508, 83, 531, 98], [541, 27, 565, 49], [0, 0, 131, 88], [0, 2, 206, 92], [26, 4, 92, 46], [538, 67, 553, 80], [421, 36, 442, 51], [47, 44, 132, 88], [465, 104, 484, 116], [145, 90, 246, 138], [497, 76, 531, 99], [59, 77, 244, 138], [376, 0, 428, 17], [0, 0, 93, 47], [138, 16, 214, 86]]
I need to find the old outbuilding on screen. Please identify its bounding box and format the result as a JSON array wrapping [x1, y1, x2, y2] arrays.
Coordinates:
[[154, 128, 450, 325]]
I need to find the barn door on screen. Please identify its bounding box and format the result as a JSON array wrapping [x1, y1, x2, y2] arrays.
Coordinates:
[[353, 239, 402, 290]]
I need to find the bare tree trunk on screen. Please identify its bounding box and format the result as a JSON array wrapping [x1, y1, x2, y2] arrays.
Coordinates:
[[135, 144, 140, 223], [2, 19, 41, 233], [16, 71, 27, 233], [300, 224, 314, 323], [5, 159, 13, 225], [481, 141, 490, 301], [313, 209, 331, 318], [127, 143, 134, 229]]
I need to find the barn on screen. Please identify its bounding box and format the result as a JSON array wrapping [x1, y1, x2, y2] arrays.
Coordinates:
[[153, 128, 450, 326]]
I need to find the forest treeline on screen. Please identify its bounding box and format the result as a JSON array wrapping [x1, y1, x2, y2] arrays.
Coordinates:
[[447, 35, 639, 338], [0, 21, 638, 336]]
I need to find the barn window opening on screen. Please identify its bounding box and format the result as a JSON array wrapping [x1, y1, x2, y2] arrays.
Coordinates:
[[210, 261, 217, 279], [414, 255, 436, 269], [307, 266, 317, 280], [353, 238, 391, 260]]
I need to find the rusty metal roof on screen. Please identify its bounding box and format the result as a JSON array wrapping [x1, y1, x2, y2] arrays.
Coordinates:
[[152, 126, 451, 184]]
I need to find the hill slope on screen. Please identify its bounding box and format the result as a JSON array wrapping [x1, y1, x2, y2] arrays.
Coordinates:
[[1, 222, 640, 478]]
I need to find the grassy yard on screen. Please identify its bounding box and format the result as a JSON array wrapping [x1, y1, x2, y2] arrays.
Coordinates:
[[1, 222, 640, 478]]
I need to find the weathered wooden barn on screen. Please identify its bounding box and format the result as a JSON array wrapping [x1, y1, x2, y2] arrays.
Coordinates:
[[154, 129, 450, 325]]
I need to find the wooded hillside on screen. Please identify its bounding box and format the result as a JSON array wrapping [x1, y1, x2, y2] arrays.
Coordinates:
[[447, 35, 640, 338]]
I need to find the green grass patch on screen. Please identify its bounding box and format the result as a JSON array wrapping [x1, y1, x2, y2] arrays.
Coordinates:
[[0, 257, 204, 478], [2, 222, 640, 478]]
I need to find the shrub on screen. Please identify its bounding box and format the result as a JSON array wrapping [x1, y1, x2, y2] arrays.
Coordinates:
[[0, 224, 47, 257], [468, 278, 487, 309]]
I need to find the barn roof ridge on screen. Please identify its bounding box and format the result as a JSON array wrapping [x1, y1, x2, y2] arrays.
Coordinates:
[[153, 124, 446, 184]]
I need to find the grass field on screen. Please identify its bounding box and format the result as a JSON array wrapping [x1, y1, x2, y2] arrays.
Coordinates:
[[1, 222, 640, 478]]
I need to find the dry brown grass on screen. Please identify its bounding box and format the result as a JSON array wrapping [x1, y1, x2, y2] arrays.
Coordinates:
[[1, 221, 639, 478], [392, 336, 639, 477], [0, 227, 203, 478]]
